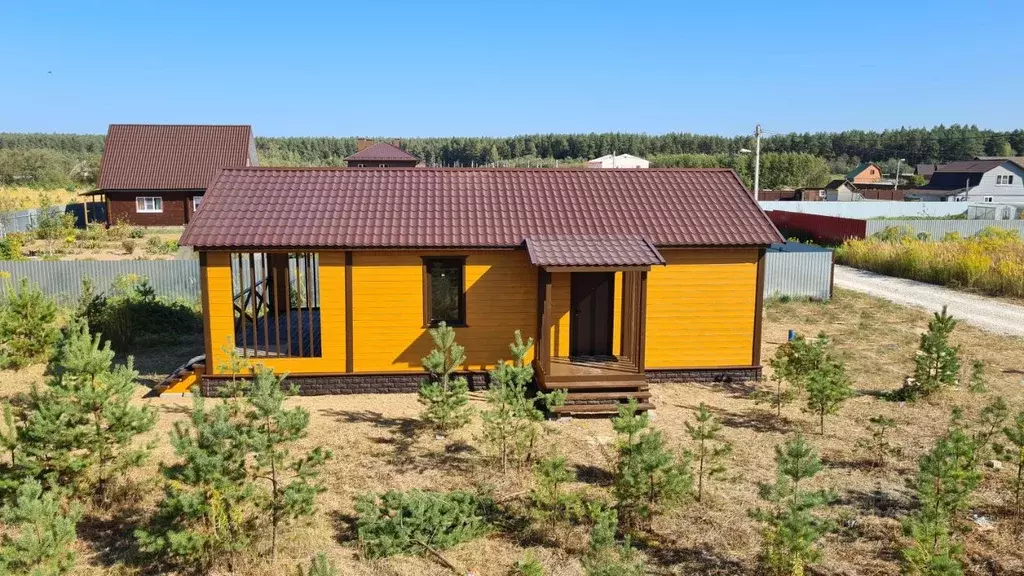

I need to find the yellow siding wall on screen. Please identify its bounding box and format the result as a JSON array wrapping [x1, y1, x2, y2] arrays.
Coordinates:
[[645, 249, 759, 368], [351, 250, 537, 372], [204, 252, 346, 375]]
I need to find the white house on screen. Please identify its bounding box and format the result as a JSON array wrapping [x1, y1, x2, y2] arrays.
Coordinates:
[[587, 153, 650, 169], [906, 159, 1024, 204]]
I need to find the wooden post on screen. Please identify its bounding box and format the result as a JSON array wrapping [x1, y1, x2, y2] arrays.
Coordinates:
[[637, 271, 648, 373]]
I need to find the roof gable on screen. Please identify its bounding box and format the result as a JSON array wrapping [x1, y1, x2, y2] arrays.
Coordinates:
[[98, 124, 254, 190], [344, 142, 418, 162], [180, 168, 782, 250], [846, 162, 880, 180]]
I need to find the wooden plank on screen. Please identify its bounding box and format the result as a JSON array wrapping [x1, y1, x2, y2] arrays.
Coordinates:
[[552, 403, 654, 414], [637, 270, 648, 373], [345, 251, 353, 373], [752, 248, 766, 367], [560, 391, 652, 401]]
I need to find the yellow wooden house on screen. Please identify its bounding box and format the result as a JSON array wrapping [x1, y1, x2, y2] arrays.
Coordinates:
[[172, 167, 783, 412]]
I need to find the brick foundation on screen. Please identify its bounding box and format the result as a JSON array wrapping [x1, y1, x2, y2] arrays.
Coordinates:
[[645, 366, 761, 384], [200, 372, 491, 397]]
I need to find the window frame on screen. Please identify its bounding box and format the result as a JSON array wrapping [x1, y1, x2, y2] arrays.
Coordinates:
[[192, 195, 202, 211], [996, 174, 1015, 186], [135, 196, 163, 213], [984, 196, 994, 203], [422, 256, 467, 328]]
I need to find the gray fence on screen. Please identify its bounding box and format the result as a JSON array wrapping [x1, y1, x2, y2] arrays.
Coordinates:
[[0, 206, 69, 238], [764, 244, 833, 301], [0, 260, 201, 304], [758, 201, 968, 219], [864, 219, 1024, 238], [1, 248, 833, 306]]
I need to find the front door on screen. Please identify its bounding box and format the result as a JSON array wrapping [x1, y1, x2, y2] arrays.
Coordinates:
[[570, 272, 614, 357]]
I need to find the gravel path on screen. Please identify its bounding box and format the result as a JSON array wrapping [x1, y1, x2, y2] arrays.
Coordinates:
[[833, 265, 1024, 337]]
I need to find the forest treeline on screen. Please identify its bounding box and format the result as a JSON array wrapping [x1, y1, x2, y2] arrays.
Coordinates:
[[1, 124, 1020, 191]]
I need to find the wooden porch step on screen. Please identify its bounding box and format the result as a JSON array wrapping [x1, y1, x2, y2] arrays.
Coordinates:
[[552, 402, 654, 414], [544, 380, 650, 390], [561, 390, 652, 401]]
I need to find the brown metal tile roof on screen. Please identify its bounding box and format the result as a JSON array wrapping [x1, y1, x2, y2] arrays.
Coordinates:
[[526, 236, 665, 267], [98, 124, 255, 190], [179, 168, 783, 250], [344, 142, 418, 162]]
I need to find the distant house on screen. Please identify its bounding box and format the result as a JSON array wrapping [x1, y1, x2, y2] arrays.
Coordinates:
[[824, 179, 859, 201], [98, 124, 257, 227], [587, 154, 650, 169], [846, 162, 884, 184], [760, 188, 824, 201], [345, 139, 418, 167], [906, 159, 1024, 203], [916, 163, 942, 180]]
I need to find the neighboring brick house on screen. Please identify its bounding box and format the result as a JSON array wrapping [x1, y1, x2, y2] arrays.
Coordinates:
[[98, 124, 257, 226], [344, 139, 419, 167], [846, 162, 884, 184], [906, 159, 1024, 203]]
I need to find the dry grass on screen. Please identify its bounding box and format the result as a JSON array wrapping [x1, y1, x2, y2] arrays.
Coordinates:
[[1, 186, 85, 209], [2, 289, 1024, 575]]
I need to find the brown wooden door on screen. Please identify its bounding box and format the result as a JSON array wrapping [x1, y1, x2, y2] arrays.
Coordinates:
[[570, 272, 614, 357]]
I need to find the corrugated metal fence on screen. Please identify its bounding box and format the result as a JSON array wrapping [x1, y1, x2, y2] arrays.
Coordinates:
[[864, 219, 1024, 238], [1, 247, 835, 305], [0, 260, 201, 304], [0, 206, 67, 238], [759, 201, 969, 219], [764, 243, 833, 301]]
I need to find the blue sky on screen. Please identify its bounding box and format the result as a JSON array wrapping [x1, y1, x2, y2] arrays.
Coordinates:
[[2, 0, 1021, 137]]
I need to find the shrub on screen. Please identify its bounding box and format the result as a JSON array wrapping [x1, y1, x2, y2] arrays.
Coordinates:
[[0, 480, 82, 576], [0, 233, 26, 261], [144, 236, 177, 255], [128, 226, 145, 239], [77, 275, 201, 351], [354, 489, 491, 559], [611, 399, 691, 532], [120, 238, 136, 255], [418, 322, 473, 435], [481, 330, 565, 472], [105, 221, 134, 241], [295, 552, 339, 576], [0, 278, 59, 369], [33, 195, 76, 256], [512, 554, 546, 576], [750, 435, 836, 576]]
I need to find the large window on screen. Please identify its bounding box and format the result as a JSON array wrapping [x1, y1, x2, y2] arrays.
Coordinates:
[[996, 174, 1015, 185], [136, 196, 163, 213], [423, 257, 466, 327]]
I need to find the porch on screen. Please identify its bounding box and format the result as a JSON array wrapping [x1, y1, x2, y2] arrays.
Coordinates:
[[528, 236, 662, 414]]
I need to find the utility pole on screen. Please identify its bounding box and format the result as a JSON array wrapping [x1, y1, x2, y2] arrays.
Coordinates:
[[753, 124, 762, 201], [895, 158, 904, 190]]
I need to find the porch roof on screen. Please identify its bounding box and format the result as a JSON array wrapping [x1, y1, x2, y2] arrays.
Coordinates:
[[525, 236, 664, 267]]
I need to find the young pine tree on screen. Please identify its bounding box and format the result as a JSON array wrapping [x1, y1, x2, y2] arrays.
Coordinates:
[[583, 506, 644, 576], [0, 278, 59, 369], [294, 552, 340, 576], [752, 372, 798, 422], [135, 395, 256, 573], [244, 368, 331, 560], [418, 322, 473, 435], [967, 360, 987, 394], [901, 411, 981, 575], [530, 455, 580, 531], [684, 403, 732, 502], [611, 399, 692, 532], [0, 479, 82, 576], [803, 357, 854, 435], [16, 319, 156, 500], [855, 415, 901, 469], [997, 411, 1024, 533], [750, 435, 836, 576], [481, 331, 565, 472], [902, 306, 961, 400]]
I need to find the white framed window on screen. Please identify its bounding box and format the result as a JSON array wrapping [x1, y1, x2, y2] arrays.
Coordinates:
[[136, 196, 163, 213], [379, 163, 387, 167], [192, 195, 202, 211], [996, 174, 1015, 185], [356, 163, 365, 167], [984, 196, 994, 203]]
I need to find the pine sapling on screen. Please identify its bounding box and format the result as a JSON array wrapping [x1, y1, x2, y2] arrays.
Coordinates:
[[0, 479, 82, 576], [245, 368, 331, 560], [855, 415, 901, 469], [481, 331, 565, 472], [996, 411, 1024, 533], [967, 359, 987, 394], [803, 356, 854, 435], [752, 372, 797, 422], [530, 455, 581, 530], [294, 552, 340, 576], [973, 397, 1009, 463], [611, 399, 692, 532], [749, 435, 836, 576], [901, 410, 981, 575], [0, 278, 59, 369], [684, 403, 732, 502], [418, 322, 473, 435], [901, 306, 961, 400]]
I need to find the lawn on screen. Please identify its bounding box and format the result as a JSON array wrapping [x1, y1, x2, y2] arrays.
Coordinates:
[[2, 289, 1024, 575]]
